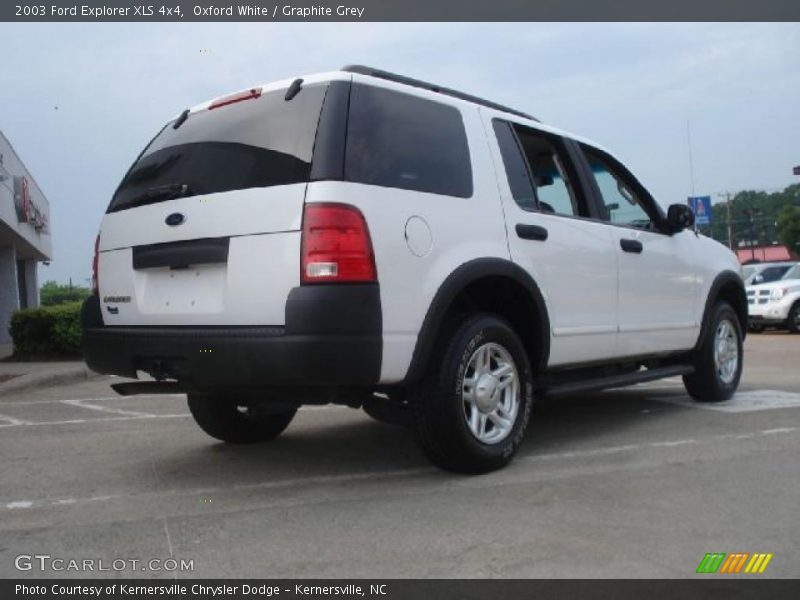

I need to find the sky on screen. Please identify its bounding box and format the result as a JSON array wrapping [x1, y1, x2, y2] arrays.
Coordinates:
[[1, 22, 798, 285]]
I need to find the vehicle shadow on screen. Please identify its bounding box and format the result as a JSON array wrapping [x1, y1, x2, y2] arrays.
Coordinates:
[[149, 386, 690, 487]]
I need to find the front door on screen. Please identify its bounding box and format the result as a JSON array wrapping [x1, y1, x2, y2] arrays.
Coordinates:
[[576, 143, 699, 356]]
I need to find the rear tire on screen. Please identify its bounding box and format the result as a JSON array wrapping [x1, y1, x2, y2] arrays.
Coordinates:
[[413, 313, 534, 474], [683, 302, 743, 402], [187, 394, 296, 443]]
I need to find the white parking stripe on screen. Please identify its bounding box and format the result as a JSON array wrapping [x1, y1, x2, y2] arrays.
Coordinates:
[[1, 413, 191, 428], [0, 403, 343, 429], [650, 389, 800, 412], [0, 412, 32, 426], [1, 394, 184, 406], [2, 425, 797, 512], [62, 398, 156, 418]]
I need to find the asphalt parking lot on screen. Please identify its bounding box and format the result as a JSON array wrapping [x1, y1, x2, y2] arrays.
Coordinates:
[[1, 333, 799, 579]]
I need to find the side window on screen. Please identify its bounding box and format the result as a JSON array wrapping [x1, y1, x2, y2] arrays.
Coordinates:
[[581, 145, 658, 231], [492, 120, 536, 210], [491, 119, 588, 217], [345, 84, 473, 198], [517, 130, 577, 216]]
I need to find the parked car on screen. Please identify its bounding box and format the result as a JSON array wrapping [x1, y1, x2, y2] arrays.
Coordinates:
[[81, 66, 747, 473], [743, 261, 797, 286], [747, 264, 800, 333]]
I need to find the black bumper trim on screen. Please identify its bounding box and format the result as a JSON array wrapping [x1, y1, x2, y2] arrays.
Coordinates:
[[81, 284, 382, 389]]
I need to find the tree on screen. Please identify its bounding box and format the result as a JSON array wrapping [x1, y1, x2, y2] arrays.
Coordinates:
[[776, 205, 800, 254], [706, 183, 800, 248], [39, 280, 91, 306]]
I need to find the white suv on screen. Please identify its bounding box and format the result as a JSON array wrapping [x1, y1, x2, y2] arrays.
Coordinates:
[[82, 66, 747, 473], [747, 264, 800, 333]]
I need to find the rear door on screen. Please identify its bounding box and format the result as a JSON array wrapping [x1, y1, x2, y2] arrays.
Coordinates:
[[98, 81, 330, 326], [487, 117, 620, 367]]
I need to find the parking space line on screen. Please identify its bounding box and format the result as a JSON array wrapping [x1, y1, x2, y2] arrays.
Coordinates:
[[0, 412, 32, 426], [1, 394, 184, 406], [62, 398, 157, 418], [521, 425, 798, 465], [2, 425, 797, 513], [0, 413, 191, 428], [649, 389, 800, 412]]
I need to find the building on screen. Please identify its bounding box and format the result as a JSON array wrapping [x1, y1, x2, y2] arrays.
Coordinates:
[[0, 130, 52, 357], [736, 244, 798, 264]]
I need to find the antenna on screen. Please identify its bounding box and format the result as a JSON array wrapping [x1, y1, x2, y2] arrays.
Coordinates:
[[686, 119, 696, 196]]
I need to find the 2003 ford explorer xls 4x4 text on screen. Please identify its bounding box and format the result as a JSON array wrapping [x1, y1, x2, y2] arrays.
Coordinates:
[[82, 66, 747, 473]]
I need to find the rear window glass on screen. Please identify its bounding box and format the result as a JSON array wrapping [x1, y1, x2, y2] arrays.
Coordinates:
[[345, 84, 472, 198], [107, 84, 327, 213]]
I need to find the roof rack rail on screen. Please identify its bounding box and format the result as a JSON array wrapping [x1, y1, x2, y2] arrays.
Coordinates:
[[341, 65, 539, 122]]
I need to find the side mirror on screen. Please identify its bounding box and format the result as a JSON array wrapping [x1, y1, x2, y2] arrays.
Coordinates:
[[667, 204, 695, 233]]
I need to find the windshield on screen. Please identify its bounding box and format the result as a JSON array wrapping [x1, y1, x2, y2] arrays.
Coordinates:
[[782, 264, 800, 280], [107, 84, 327, 213], [742, 265, 757, 279]]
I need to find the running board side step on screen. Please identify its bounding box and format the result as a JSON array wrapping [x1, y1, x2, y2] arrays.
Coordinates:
[[111, 381, 186, 396], [541, 365, 694, 399]]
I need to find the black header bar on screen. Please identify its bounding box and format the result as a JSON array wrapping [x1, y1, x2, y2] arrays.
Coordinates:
[[3, 0, 800, 22]]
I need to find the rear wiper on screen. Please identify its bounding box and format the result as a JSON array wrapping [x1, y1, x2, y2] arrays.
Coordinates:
[[125, 183, 193, 208]]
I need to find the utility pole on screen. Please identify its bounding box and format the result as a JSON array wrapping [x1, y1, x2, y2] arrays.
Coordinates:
[[717, 192, 734, 250], [742, 208, 762, 263]]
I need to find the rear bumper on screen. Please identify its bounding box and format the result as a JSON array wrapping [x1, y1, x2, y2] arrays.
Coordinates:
[[81, 285, 382, 389]]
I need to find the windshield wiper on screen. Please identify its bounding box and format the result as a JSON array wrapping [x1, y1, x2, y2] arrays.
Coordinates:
[[123, 183, 193, 209]]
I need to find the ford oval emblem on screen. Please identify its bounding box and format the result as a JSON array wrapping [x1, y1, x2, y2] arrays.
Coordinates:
[[165, 213, 186, 226]]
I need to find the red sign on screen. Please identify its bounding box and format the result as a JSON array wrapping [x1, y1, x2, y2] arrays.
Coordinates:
[[13, 175, 48, 233]]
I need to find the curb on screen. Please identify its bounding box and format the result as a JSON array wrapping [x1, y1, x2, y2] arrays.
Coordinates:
[[0, 364, 100, 395]]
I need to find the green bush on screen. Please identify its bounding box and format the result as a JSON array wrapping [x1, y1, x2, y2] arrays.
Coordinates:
[[9, 302, 83, 358], [40, 280, 91, 306]]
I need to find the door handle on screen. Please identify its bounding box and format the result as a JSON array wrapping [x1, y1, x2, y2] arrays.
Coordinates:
[[516, 224, 548, 241], [620, 238, 643, 254]]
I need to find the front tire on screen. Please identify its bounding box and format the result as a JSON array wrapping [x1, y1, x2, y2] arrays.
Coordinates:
[[413, 313, 534, 474], [683, 302, 743, 402], [787, 302, 800, 334], [187, 394, 296, 443]]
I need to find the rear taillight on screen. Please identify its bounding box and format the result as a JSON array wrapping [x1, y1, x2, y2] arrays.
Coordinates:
[[91, 234, 100, 295], [301, 203, 376, 284]]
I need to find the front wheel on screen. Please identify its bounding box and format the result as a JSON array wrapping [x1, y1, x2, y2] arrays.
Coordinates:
[[787, 302, 800, 334], [683, 302, 743, 402], [413, 313, 534, 474], [187, 394, 296, 443]]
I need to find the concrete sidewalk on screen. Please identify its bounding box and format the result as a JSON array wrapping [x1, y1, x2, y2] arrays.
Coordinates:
[[0, 360, 96, 395]]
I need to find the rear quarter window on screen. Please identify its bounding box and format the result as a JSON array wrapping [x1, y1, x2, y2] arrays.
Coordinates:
[[344, 84, 473, 198]]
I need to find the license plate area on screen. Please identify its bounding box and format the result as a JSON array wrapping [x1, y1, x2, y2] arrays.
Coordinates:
[[137, 264, 226, 314]]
